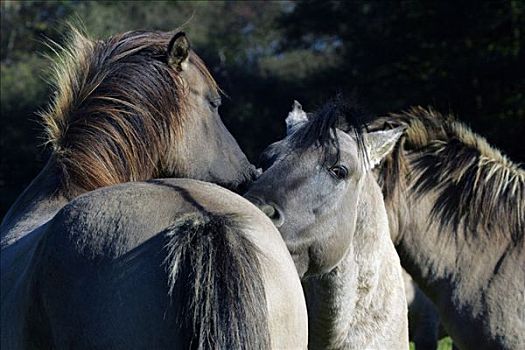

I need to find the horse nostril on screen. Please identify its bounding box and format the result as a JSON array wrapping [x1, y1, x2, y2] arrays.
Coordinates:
[[260, 204, 276, 218], [245, 195, 285, 227], [260, 203, 283, 227]]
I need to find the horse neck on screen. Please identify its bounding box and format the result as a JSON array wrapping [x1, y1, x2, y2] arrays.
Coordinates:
[[389, 173, 523, 345], [1, 157, 68, 245], [396, 173, 515, 280], [306, 174, 407, 349]]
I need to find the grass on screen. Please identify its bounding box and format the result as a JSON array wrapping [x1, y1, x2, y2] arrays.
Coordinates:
[[409, 337, 453, 350]]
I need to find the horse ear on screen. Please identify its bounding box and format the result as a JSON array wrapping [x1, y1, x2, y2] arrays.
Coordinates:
[[364, 127, 405, 170], [167, 32, 190, 71], [286, 100, 309, 135]]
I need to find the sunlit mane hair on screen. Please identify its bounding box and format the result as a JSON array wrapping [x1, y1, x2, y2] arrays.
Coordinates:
[[39, 26, 218, 196], [371, 106, 524, 241], [292, 96, 370, 166]]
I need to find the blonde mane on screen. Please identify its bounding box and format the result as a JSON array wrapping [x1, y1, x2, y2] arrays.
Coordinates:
[[372, 106, 524, 241]]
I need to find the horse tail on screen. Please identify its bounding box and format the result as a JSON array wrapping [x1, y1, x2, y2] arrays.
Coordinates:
[[164, 212, 270, 350]]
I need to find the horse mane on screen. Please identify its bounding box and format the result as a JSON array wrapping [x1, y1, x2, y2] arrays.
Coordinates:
[[292, 95, 370, 166], [39, 25, 218, 197], [371, 106, 524, 241]]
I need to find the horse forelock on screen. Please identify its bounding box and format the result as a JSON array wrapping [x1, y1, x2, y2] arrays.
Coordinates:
[[372, 106, 524, 241], [39, 26, 219, 196], [291, 96, 370, 167]]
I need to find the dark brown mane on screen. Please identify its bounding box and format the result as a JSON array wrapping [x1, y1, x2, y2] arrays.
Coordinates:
[[40, 26, 218, 197], [371, 106, 524, 241]]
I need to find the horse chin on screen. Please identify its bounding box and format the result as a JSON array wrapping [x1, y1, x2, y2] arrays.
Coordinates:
[[214, 165, 259, 194], [235, 178, 255, 195], [217, 178, 250, 195], [237, 165, 260, 193]]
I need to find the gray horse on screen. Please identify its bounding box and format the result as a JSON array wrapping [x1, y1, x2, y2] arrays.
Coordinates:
[[246, 99, 409, 349], [1, 28, 308, 349], [1, 28, 256, 244], [284, 102, 444, 350], [370, 107, 525, 350], [4, 178, 307, 349]]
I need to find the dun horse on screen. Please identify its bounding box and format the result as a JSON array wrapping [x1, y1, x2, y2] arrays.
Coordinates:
[[1, 28, 307, 349], [370, 107, 525, 350], [403, 269, 442, 350], [2, 27, 257, 244], [246, 100, 409, 349]]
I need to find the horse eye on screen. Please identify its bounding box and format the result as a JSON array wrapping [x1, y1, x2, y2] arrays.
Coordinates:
[[329, 165, 349, 180]]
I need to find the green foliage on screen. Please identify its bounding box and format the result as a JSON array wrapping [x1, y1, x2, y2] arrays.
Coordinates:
[[1, 1, 524, 217], [278, 1, 525, 161], [438, 337, 454, 350], [1, 54, 50, 214], [410, 336, 453, 350], [1, 55, 48, 110]]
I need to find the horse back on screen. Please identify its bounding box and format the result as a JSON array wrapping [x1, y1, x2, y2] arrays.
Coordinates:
[[31, 179, 306, 349]]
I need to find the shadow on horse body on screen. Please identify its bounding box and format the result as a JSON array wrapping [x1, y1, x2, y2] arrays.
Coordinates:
[[246, 99, 408, 349], [402, 269, 443, 350], [370, 107, 525, 350], [1, 28, 307, 349], [23, 179, 307, 349]]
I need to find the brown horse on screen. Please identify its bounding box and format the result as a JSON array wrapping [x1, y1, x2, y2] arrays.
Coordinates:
[[370, 107, 524, 350]]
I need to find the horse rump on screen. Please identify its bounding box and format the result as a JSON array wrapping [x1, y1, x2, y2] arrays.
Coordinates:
[[163, 212, 270, 350]]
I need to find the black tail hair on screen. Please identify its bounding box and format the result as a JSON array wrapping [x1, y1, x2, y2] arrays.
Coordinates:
[[164, 212, 270, 350]]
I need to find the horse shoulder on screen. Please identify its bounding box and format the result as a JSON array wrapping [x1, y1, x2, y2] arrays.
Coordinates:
[[482, 239, 525, 349]]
